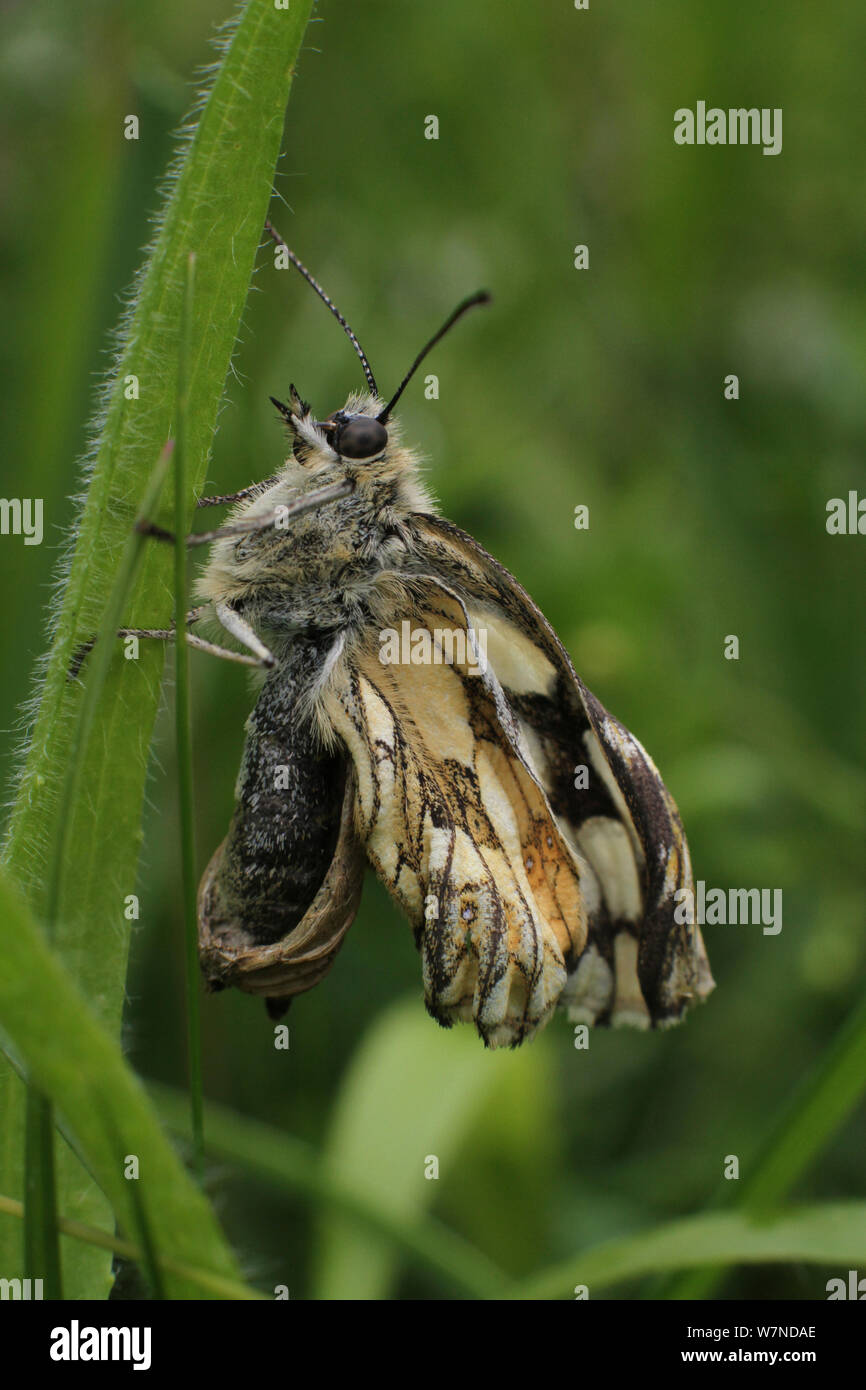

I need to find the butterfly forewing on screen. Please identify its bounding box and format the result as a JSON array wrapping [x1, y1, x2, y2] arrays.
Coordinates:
[[393, 516, 714, 1034], [322, 588, 587, 1047]]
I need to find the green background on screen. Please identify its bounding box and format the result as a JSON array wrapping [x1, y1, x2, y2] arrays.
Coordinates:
[[1, 0, 864, 1298]]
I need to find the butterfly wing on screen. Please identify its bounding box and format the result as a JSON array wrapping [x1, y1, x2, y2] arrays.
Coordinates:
[[319, 515, 712, 1046], [409, 515, 714, 1028], [321, 586, 587, 1048]]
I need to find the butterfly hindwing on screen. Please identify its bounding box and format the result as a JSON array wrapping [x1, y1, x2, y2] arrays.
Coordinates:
[[318, 513, 712, 1042]]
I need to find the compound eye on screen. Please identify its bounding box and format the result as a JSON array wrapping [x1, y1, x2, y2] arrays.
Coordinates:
[[336, 415, 388, 461]]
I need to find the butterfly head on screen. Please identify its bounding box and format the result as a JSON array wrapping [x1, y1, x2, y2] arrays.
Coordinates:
[[321, 408, 388, 462], [271, 388, 395, 471]]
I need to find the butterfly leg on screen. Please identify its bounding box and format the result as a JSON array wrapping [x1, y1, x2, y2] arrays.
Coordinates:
[[136, 478, 354, 548], [120, 627, 273, 668], [119, 601, 276, 668], [196, 478, 278, 508], [68, 605, 271, 678], [213, 601, 275, 666]]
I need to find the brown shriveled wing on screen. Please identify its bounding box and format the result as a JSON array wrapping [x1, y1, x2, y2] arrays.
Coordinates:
[[197, 640, 365, 1017], [198, 769, 364, 1015]]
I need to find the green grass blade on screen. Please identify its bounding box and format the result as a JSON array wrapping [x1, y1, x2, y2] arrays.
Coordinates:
[[660, 988, 866, 1299], [0, 1194, 264, 1302], [510, 1203, 866, 1300], [151, 1081, 511, 1301], [310, 999, 523, 1300], [0, 0, 314, 1298], [23, 1093, 62, 1297], [0, 869, 252, 1299], [740, 992, 866, 1209], [174, 253, 204, 1181], [43, 437, 174, 928], [22, 437, 173, 1300]]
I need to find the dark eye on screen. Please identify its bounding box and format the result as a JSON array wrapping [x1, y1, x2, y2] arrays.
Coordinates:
[[336, 415, 388, 461]]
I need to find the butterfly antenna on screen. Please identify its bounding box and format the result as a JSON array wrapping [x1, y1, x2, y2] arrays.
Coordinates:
[[377, 290, 491, 423], [264, 221, 378, 397]]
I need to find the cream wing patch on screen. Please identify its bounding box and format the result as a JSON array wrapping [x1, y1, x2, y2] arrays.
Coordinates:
[[321, 591, 588, 1047], [402, 514, 714, 1031]]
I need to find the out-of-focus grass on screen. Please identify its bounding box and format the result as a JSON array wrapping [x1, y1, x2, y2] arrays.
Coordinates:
[[0, 868, 252, 1298]]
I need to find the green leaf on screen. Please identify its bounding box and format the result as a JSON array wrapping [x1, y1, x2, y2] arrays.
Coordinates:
[[151, 1080, 510, 1301], [0, 869, 253, 1299], [512, 1202, 866, 1300], [0, 1193, 263, 1302], [660, 987, 866, 1299], [23, 1091, 62, 1296], [0, 0, 314, 1296], [311, 997, 538, 1300], [22, 437, 174, 1298], [173, 254, 205, 1181]]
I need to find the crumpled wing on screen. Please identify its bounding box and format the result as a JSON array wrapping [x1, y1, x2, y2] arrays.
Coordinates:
[[197, 643, 366, 1015], [198, 765, 365, 1008]]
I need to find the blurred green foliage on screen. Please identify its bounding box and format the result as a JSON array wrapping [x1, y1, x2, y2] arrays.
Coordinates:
[[1, 0, 864, 1298]]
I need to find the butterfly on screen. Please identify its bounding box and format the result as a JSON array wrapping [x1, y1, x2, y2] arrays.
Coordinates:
[[189, 223, 713, 1049]]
